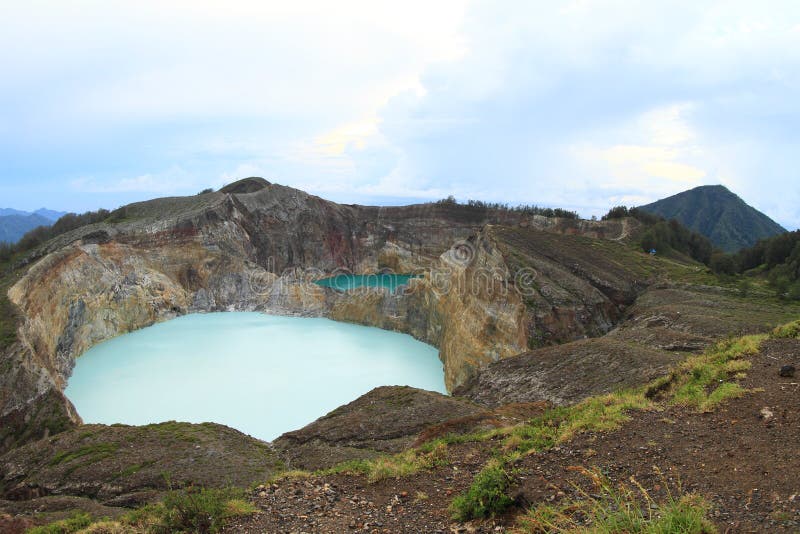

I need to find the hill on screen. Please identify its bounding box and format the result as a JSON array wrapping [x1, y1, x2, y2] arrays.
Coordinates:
[[0, 213, 52, 244], [638, 185, 786, 252]]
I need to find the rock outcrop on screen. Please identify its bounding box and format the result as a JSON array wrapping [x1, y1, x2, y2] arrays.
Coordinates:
[[0, 422, 284, 504], [273, 386, 482, 470]]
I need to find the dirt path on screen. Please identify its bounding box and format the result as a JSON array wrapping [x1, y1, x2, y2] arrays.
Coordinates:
[[229, 338, 799, 533]]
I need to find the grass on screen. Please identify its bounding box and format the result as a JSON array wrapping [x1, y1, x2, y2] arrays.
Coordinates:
[[50, 443, 119, 466], [664, 334, 763, 412], [515, 467, 716, 533], [450, 458, 514, 521], [320, 441, 448, 483], [27, 512, 94, 534], [772, 319, 800, 339], [29, 487, 256, 534]]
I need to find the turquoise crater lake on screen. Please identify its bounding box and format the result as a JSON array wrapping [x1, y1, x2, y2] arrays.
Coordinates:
[[315, 273, 421, 292], [64, 313, 445, 441]]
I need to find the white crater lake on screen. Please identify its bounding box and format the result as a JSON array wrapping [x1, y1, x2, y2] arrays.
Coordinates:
[[65, 312, 445, 441]]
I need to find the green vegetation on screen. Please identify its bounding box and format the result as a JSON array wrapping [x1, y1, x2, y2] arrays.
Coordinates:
[[435, 195, 580, 219], [637, 184, 785, 252], [772, 319, 800, 339], [29, 487, 256, 534], [50, 443, 120, 466], [516, 468, 716, 533], [665, 335, 762, 411], [27, 512, 94, 534], [320, 441, 448, 483], [710, 230, 800, 300], [450, 459, 514, 521], [147, 486, 256, 533]]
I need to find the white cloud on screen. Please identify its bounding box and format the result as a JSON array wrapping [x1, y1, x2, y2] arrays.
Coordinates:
[[2, 1, 800, 228]]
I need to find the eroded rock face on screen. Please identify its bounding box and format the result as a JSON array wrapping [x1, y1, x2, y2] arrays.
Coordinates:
[[0, 180, 651, 452], [454, 337, 680, 407]]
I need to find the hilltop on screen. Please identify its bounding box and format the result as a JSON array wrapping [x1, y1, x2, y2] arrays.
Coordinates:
[[639, 185, 786, 252]]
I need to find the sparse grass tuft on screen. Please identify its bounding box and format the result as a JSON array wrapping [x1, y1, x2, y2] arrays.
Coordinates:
[[323, 441, 448, 483], [516, 467, 716, 533], [506, 390, 653, 458], [267, 469, 313, 484]]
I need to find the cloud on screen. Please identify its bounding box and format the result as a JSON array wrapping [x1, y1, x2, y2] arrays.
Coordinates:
[[1, 1, 799, 229]]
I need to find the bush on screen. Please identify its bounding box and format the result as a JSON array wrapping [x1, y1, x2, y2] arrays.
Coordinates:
[[27, 512, 93, 534], [710, 252, 738, 275], [450, 459, 514, 521], [772, 319, 800, 339], [153, 486, 254, 534], [602, 205, 629, 220]]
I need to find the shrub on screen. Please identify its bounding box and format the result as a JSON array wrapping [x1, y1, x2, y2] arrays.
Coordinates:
[[27, 512, 93, 534], [710, 252, 737, 275], [153, 486, 255, 534], [772, 319, 800, 339], [450, 459, 514, 521]]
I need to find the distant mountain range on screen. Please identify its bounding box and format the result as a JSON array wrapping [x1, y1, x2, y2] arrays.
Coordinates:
[[0, 208, 67, 244], [638, 185, 786, 252]]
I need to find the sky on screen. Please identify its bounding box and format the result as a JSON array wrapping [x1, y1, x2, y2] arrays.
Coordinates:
[[1, 1, 798, 229]]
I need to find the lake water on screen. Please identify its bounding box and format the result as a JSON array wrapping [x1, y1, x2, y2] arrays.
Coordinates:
[[315, 273, 421, 292], [64, 313, 444, 441]]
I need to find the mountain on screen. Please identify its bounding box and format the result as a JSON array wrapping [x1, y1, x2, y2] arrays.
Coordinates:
[[33, 208, 67, 221], [638, 185, 786, 252], [0, 213, 52, 244], [0, 208, 67, 244], [0, 208, 29, 217]]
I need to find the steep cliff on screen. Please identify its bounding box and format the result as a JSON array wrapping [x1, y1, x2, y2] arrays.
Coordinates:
[[0, 178, 654, 452]]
